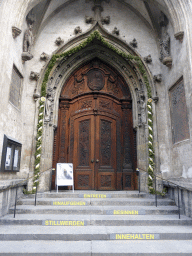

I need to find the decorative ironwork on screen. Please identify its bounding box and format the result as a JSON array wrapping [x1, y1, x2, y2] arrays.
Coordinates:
[[170, 79, 190, 144], [101, 120, 111, 166], [79, 120, 90, 166], [87, 69, 105, 91], [125, 174, 131, 188], [101, 175, 111, 187], [78, 175, 89, 187]]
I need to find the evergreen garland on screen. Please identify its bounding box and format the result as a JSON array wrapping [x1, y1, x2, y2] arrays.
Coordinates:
[[32, 30, 165, 195]]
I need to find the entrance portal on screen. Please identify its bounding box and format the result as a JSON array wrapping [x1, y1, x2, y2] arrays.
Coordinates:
[[52, 59, 137, 190]]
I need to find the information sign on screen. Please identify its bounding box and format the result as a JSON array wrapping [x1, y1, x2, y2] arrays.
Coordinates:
[[56, 163, 74, 192]]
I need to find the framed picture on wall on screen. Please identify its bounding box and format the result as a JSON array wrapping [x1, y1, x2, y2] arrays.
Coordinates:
[[1, 135, 22, 172]]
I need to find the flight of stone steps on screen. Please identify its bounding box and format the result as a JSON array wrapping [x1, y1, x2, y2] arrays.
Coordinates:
[[0, 190, 192, 255]]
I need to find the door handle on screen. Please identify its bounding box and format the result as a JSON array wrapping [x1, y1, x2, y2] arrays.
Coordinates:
[[91, 159, 94, 163], [96, 159, 99, 163]]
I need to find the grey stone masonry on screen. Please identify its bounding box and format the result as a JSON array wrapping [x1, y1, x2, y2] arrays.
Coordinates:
[[0, 190, 192, 255]]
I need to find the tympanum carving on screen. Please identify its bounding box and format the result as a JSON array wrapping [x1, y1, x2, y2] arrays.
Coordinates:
[[87, 69, 105, 91], [72, 75, 85, 95]]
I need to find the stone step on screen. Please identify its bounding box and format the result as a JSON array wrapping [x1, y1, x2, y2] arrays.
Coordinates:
[[9, 205, 179, 215], [23, 191, 147, 199], [1, 214, 190, 226], [0, 225, 192, 241], [0, 240, 192, 255], [17, 198, 175, 206]]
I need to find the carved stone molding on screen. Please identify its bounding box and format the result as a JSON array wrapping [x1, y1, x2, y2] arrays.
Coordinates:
[[30, 71, 40, 81], [129, 38, 137, 48], [101, 16, 110, 25], [174, 31, 184, 43], [74, 26, 82, 35], [22, 52, 33, 61], [85, 16, 94, 24], [55, 37, 64, 46], [144, 55, 152, 64], [33, 89, 40, 101], [12, 26, 22, 38], [112, 27, 119, 36], [40, 52, 49, 61], [162, 56, 172, 68], [152, 96, 159, 103], [153, 74, 162, 83]]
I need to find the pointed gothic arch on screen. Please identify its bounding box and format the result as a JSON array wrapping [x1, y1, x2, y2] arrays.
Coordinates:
[[35, 28, 158, 192]]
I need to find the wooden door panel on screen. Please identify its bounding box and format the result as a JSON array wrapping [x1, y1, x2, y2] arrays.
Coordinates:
[[123, 173, 134, 190], [98, 172, 115, 190], [73, 115, 94, 190], [96, 115, 117, 190]]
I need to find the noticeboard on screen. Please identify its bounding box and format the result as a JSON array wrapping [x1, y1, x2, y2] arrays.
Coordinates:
[[56, 163, 73, 186]]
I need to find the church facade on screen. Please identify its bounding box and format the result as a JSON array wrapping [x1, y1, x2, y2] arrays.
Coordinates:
[[0, 0, 192, 195]]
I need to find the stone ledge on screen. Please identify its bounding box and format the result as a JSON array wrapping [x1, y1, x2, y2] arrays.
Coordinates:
[[163, 178, 192, 191], [0, 179, 27, 192]]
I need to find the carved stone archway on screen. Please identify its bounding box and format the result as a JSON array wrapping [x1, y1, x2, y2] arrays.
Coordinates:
[[35, 28, 157, 192]]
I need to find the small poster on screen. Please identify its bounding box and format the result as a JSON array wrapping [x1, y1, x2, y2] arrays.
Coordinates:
[[13, 149, 19, 168], [56, 163, 73, 186], [5, 147, 12, 167]]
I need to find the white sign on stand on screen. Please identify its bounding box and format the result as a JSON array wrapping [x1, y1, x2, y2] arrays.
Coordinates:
[[56, 163, 74, 193]]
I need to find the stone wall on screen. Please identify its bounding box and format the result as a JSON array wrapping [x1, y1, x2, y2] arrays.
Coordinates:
[[0, 179, 26, 217], [0, 0, 191, 192]]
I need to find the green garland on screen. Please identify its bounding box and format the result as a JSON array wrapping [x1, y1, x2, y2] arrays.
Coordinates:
[[32, 30, 164, 195]]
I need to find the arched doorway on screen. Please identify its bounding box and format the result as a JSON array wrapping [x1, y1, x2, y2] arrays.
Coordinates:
[[52, 58, 137, 190]]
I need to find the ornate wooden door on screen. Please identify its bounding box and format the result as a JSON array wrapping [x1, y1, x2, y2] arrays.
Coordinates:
[[69, 94, 120, 190], [52, 59, 137, 190]]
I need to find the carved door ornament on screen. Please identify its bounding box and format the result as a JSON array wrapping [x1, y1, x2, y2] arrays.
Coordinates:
[[87, 69, 105, 91], [53, 60, 136, 191]]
